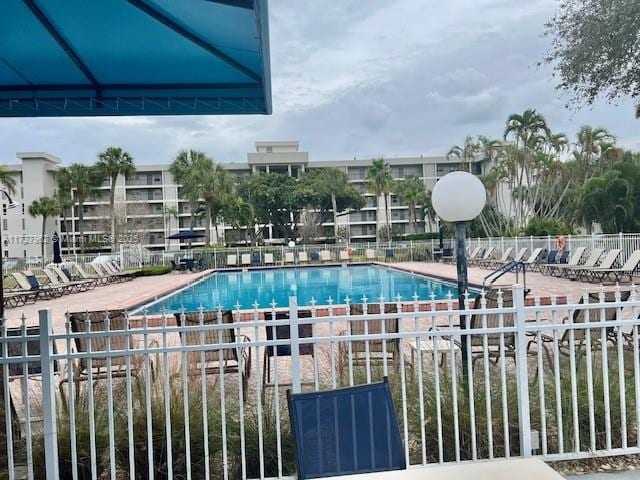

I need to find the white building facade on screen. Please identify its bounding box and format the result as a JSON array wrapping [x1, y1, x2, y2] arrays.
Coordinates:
[[1, 142, 488, 258]]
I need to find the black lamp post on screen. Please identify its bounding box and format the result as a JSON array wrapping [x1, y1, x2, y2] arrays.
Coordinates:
[[0, 190, 19, 320], [431, 171, 486, 376]]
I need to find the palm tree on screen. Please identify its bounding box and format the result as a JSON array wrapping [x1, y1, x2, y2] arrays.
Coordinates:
[[366, 158, 395, 242], [311, 167, 356, 239], [96, 147, 135, 252], [396, 175, 424, 234], [0, 165, 18, 195], [55, 168, 74, 251], [61, 164, 101, 254], [169, 150, 201, 244], [503, 109, 548, 148], [575, 126, 616, 181], [421, 190, 437, 232], [447, 136, 480, 171], [224, 196, 255, 245], [28, 196, 61, 259], [187, 152, 227, 246]]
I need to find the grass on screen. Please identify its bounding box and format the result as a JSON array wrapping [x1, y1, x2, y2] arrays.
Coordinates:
[[0, 347, 637, 479]]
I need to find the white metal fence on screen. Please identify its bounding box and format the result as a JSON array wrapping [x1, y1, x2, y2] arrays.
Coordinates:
[[1, 285, 640, 478]]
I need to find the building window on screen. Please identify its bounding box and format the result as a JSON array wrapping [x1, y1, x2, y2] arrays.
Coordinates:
[[266, 146, 273, 153], [2, 219, 6, 230], [22, 219, 25, 230]]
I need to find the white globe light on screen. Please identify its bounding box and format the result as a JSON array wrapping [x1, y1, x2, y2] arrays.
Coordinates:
[[431, 171, 486, 222], [288, 240, 296, 248]]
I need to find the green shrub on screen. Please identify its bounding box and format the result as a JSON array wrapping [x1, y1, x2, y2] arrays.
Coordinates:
[[132, 266, 172, 277], [522, 217, 576, 236]]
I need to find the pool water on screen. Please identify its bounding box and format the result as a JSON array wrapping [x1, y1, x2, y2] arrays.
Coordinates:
[[141, 265, 460, 314]]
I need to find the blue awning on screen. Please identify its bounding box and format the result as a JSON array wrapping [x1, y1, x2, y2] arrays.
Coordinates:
[[0, 0, 271, 117]]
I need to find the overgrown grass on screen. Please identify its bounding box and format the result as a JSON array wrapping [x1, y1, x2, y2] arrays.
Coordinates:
[[2, 348, 638, 479]]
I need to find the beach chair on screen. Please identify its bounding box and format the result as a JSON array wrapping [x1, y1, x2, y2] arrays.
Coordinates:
[[310, 251, 320, 262], [105, 261, 136, 279], [338, 304, 400, 376], [174, 310, 251, 399], [285, 252, 295, 264], [319, 250, 332, 262], [92, 262, 132, 282], [586, 250, 640, 283], [468, 247, 483, 261], [241, 253, 251, 266], [298, 251, 309, 263], [533, 250, 557, 274], [545, 247, 596, 277], [339, 250, 350, 261], [11, 271, 63, 299], [557, 250, 570, 264], [263, 310, 314, 387], [537, 291, 630, 365], [251, 253, 261, 265], [385, 248, 395, 260], [66, 310, 151, 392], [264, 253, 274, 265], [226, 254, 237, 267], [52, 265, 96, 290], [568, 248, 621, 281], [481, 247, 513, 269], [471, 247, 495, 267], [521, 248, 546, 271], [40, 267, 81, 294], [73, 262, 112, 284], [287, 378, 406, 480], [365, 248, 376, 261]]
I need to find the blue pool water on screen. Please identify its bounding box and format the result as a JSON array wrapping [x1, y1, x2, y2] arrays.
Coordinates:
[[141, 265, 460, 314]]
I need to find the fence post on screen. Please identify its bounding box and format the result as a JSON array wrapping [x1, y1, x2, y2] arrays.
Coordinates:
[[39, 309, 59, 478], [289, 296, 302, 393], [410, 240, 414, 262], [513, 285, 532, 458]]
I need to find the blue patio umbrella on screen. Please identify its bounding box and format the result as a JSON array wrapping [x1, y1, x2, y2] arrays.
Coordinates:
[[51, 232, 62, 264], [166, 230, 205, 240]]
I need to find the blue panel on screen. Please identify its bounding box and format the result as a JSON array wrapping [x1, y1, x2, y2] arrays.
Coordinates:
[[288, 380, 406, 479], [0, 0, 271, 117]]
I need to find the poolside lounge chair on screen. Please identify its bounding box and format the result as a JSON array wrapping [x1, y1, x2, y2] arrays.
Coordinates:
[[339, 250, 350, 261], [92, 262, 132, 282], [285, 252, 295, 264], [481, 247, 513, 269], [73, 262, 112, 284], [471, 247, 495, 267], [174, 310, 251, 398], [310, 251, 320, 262], [319, 250, 332, 262], [2, 289, 39, 309], [170, 259, 187, 273], [103, 261, 136, 280], [287, 378, 406, 480], [468, 247, 483, 262], [365, 248, 376, 261], [241, 253, 251, 266], [263, 310, 314, 387], [512, 247, 529, 263], [251, 253, 261, 265], [226, 254, 237, 267], [545, 247, 597, 278], [536, 290, 630, 365], [521, 248, 546, 271], [533, 250, 558, 274], [298, 251, 309, 263], [66, 310, 150, 392], [338, 304, 400, 376], [264, 253, 274, 265], [51, 265, 97, 291], [586, 249, 640, 283], [385, 248, 395, 260], [567, 248, 621, 281], [11, 271, 63, 299], [40, 267, 84, 294]]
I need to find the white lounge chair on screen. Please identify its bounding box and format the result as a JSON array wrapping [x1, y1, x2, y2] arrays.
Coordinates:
[[264, 253, 274, 265], [241, 254, 251, 266], [285, 252, 295, 264], [227, 255, 237, 267], [365, 249, 376, 261], [339, 250, 350, 261], [299, 251, 309, 263], [320, 250, 332, 262]]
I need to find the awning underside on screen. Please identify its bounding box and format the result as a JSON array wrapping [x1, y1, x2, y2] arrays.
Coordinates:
[[0, 0, 271, 117]]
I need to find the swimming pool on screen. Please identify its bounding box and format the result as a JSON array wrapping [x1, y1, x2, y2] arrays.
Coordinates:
[[140, 265, 461, 314]]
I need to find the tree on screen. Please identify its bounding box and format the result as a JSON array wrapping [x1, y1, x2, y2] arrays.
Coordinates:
[[574, 126, 616, 181], [55, 168, 74, 250], [169, 150, 202, 245], [421, 190, 437, 232], [28, 196, 61, 259], [366, 158, 395, 242], [224, 196, 255, 245], [300, 168, 364, 240], [396, 175, 424, 234], [96, 147, 135, 252], [0, 165, 18, 195], [60, 164, 102, 253], [544, 0, 640, 113], [447, 136, 480, 172]]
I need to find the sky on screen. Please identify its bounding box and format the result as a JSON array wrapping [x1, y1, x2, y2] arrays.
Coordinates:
[[1, 0, 639, 166]]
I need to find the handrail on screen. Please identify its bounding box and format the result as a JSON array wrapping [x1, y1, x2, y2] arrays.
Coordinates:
[[483, 260, 527, 291]]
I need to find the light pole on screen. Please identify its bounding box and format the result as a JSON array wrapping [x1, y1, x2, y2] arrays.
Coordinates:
[[431, 171, 486, 374], [0, 190, 19, 320]]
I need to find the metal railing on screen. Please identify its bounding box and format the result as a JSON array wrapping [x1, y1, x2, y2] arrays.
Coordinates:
[[1, 285, 640, 478]]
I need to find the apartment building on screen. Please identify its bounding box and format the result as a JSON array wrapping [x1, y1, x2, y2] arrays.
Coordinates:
[[1, 142, 488, 258]]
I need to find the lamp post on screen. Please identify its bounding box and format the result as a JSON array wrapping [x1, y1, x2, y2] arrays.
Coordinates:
[[0, 190, 19, 320], [431, 171, 486, 375]]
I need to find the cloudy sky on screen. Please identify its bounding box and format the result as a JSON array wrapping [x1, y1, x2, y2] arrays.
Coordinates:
[[1, 0, 638, 165]]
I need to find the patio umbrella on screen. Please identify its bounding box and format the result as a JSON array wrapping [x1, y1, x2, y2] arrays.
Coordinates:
[[52, 232, 62, 264], [166, 231, 206, 240]]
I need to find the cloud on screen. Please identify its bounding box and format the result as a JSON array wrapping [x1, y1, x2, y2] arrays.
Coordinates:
[[0, 0, 639, 166]]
